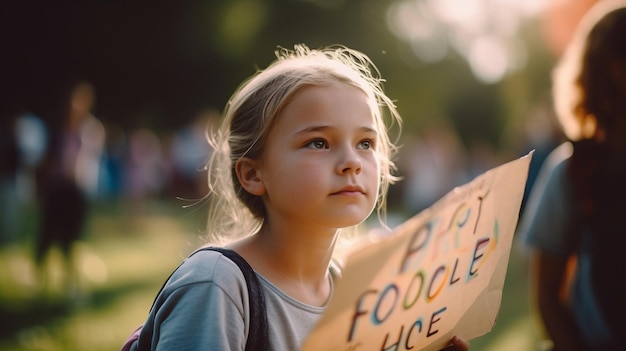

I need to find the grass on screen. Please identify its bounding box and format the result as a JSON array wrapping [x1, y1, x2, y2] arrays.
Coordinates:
[[0, 199, 543, 350]]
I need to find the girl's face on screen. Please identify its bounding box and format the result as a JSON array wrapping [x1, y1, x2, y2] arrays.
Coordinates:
[[256, 81, 380, 231]]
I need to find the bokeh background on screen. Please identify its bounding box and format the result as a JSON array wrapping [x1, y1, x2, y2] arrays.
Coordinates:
[[0, 0, 599, 350]]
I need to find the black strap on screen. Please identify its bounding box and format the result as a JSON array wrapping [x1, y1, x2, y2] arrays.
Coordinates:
[[139, 247, 269, 351], [205, 247, 269, 351]]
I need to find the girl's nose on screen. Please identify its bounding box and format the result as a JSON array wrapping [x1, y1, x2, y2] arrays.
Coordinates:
[[336, 147, 362, 175]]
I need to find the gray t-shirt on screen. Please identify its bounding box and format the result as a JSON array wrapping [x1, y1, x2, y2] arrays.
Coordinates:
[[136, 249, 332, 351]]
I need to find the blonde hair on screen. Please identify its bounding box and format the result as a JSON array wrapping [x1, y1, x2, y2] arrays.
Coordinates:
[[552, 0, 626, 141], [204, 44, 402, 245]]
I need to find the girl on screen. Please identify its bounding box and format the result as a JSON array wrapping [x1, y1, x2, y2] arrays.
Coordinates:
[[127, 44, 469, 350], [519, 1, 626, 350]]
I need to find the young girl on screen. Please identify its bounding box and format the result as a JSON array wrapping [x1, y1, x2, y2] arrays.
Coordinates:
[[127, 44, 469, 350]]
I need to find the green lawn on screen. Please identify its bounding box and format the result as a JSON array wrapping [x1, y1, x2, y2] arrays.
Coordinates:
[[0, 200, 543, 350]]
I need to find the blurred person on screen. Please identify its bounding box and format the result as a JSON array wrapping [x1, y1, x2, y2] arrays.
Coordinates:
[[122, 44, 469, 351], [518, 1, 626, 350], [35, 80, 105, 297]]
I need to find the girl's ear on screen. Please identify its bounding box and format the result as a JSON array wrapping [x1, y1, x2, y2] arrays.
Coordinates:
[[235, 157, 265, 195]]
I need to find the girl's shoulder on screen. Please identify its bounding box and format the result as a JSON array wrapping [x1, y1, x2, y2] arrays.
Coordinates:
[[532, 141, 573, 194], [544, 142, 573, 173], [163, 248, 248, 295]]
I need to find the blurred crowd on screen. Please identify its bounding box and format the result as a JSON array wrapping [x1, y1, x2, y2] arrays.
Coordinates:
[[0, 82, 221, 296], [1, 79, 562, 245], [1, 82, 219, 242]]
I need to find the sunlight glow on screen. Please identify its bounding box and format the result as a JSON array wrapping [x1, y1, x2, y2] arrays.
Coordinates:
[[81, 251, 109, 284], [386, 0, 548, 83], [468, 36, 509, 83]]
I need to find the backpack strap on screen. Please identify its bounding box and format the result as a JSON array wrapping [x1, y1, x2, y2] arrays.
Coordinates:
[[204, 247, 269, 351], [127, 247, 269, 351]]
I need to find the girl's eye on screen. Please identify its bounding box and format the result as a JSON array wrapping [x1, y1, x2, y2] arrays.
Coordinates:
[[358, 139, 374, 150], [306, 139, 328, 149]]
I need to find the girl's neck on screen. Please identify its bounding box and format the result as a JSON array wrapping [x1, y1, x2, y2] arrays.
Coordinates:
[[231, 224, 338, 306]]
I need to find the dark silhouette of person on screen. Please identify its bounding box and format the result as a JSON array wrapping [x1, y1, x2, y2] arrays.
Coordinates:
[[35, 80, 105, 297], [519, 1, 626, 349]]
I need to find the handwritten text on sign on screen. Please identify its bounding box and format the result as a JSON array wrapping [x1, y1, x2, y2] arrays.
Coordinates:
[[301, 152, 532, 351]]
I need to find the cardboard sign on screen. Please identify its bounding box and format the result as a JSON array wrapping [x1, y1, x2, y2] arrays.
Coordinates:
[[301, 152, 532, 351]]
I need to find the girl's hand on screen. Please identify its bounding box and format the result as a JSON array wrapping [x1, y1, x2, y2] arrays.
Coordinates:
[[439, 336, 470, 351]]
